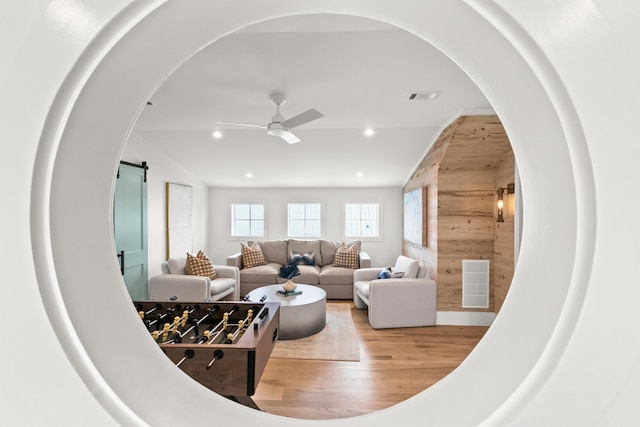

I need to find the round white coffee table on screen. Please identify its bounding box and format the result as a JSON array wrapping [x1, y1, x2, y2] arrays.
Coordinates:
[[249, 284, 326, 340]]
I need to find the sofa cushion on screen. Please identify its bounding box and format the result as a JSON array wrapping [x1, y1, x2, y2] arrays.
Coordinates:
[[354, 280, 370, 299], [319, 265, 355, 286], [333, 242, 361, 269], [210, 277, 235, 295], [239, 263, 280, 285], [395, 256, 419, 278], [249, 240, 288, 265], [319, 240, 338, 265], [166, 257, 187, 275], [241, 242, 268, 268], [276, 264, 320, 285], [185, 250, 217, 280]]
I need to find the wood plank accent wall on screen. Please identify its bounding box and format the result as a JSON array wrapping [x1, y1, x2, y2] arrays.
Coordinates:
[[403, 115, 515, 313], [494, 152, 515, 313]]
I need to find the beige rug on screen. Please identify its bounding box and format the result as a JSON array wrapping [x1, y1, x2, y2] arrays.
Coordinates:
[[270, 303, 360, 361]]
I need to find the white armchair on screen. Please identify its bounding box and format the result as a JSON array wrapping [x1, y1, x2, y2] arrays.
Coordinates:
[[353, 255, 437, 329], [149, 257, 240, 302]]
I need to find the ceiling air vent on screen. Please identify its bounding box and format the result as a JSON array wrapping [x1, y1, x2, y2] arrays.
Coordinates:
[[408, 91, 441, 101]]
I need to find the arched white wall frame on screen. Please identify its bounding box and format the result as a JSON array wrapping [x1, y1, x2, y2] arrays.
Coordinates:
[[31, 1, 604, 425]]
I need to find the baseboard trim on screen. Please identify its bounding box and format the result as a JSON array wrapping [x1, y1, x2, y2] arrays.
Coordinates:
[[436, 311, 496, 326]]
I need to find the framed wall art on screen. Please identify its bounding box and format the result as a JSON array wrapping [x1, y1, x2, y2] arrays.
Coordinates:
[[166, 182, 193, 259], [403, 187, 427, 247]]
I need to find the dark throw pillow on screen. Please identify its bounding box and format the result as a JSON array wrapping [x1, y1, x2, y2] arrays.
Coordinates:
[[288, 251, 303, 265], [301, 251, 316, 266], [378, 266, 392, 279], [288, 251, 316, 266]]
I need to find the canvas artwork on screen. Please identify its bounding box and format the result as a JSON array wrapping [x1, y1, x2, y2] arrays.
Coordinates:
[[166, 182, 193, 258], [403, 187, 427, 246]]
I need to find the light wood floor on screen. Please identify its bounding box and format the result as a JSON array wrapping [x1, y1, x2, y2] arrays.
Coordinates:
[[251, 301, 489, 420]]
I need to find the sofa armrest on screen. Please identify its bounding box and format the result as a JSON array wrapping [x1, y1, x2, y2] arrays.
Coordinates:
[[214, 265, 239, 280], [368, 278, 437, 329], [354, 267, 384, 282], [213, 265, 240, 300], [227, 252, 242, 269], [148, 274, 211, 301], [359, 251, 371, 268]]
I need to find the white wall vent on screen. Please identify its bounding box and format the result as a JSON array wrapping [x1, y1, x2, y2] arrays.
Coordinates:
[[462, 260, 490, 308]]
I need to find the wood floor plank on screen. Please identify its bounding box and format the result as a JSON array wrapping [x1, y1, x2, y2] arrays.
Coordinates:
[[251, 301, 488, 420]]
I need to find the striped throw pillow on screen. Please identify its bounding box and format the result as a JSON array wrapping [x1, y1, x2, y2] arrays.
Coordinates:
[[241, 242, 267, 268]]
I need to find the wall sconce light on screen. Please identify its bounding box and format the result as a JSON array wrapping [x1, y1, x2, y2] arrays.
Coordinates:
[[496, 183, 515, 223]]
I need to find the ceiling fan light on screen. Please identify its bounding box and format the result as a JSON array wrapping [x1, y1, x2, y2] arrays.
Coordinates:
[[267, 128, 286, 137]]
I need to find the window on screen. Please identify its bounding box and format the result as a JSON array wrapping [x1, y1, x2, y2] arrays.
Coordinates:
[[288, 203, 321, 237], [344, 203, 380, 238], [231, 203, 264, 237]]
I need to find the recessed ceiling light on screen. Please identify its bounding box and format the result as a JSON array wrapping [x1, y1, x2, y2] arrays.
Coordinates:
[[408, 91, 441, 101], [364, 128, 375, 136], [246, 172, 253, 178], [212, 130, 222, 139], [356, 171, 364, 177]]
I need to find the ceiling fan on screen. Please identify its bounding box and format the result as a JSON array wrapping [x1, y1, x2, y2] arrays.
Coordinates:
[[218, 93, 323, 144]]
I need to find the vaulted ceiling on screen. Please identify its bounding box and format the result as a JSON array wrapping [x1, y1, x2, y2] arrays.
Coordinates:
[[132, 14, 494, 188]]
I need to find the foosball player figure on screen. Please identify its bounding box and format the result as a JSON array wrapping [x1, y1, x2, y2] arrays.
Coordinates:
[[181, 310, 189, 327], [237, 320, 244, 337], [162, 323, 170, 342]]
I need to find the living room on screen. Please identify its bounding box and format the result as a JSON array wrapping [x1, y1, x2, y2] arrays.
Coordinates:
[[116, 13, 516, 419], [121, 12, 516, 305]]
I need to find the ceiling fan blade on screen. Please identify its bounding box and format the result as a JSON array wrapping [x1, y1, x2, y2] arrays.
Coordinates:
[[217, 121, 266, 129], [280, 130, 301, 144], [281, 108, 324, 129]]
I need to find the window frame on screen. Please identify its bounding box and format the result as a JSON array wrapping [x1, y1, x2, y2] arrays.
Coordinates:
[[286, 202, 323, 238], [341, 201, 383, 242], [229, 202, 266, 240]]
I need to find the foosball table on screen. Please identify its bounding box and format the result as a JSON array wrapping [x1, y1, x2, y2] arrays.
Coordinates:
[[133, 300, 280, 409]]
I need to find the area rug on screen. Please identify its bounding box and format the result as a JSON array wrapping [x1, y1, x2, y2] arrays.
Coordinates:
[[270, 303, 360, 361]]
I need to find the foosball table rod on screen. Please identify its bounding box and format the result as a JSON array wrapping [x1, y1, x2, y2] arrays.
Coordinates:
[[206, 349, 224, 370], [175, 349, 195, 367]]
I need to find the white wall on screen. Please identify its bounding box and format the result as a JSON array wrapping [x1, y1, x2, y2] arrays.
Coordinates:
[[123, 132, 209, 277], [208, 187, 402, 266], [125, 132, 402, 271], [5, 1, 640, 426]]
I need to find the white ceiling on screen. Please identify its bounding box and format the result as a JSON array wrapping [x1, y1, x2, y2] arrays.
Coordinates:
[[132, 14, 494, 188]]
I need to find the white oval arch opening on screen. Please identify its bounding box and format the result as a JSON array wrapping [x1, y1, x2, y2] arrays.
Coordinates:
[[35, 2, 594, 426]]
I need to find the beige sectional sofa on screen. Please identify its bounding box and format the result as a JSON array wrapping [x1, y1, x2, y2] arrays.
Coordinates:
[[226, 239, 371, 299]]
